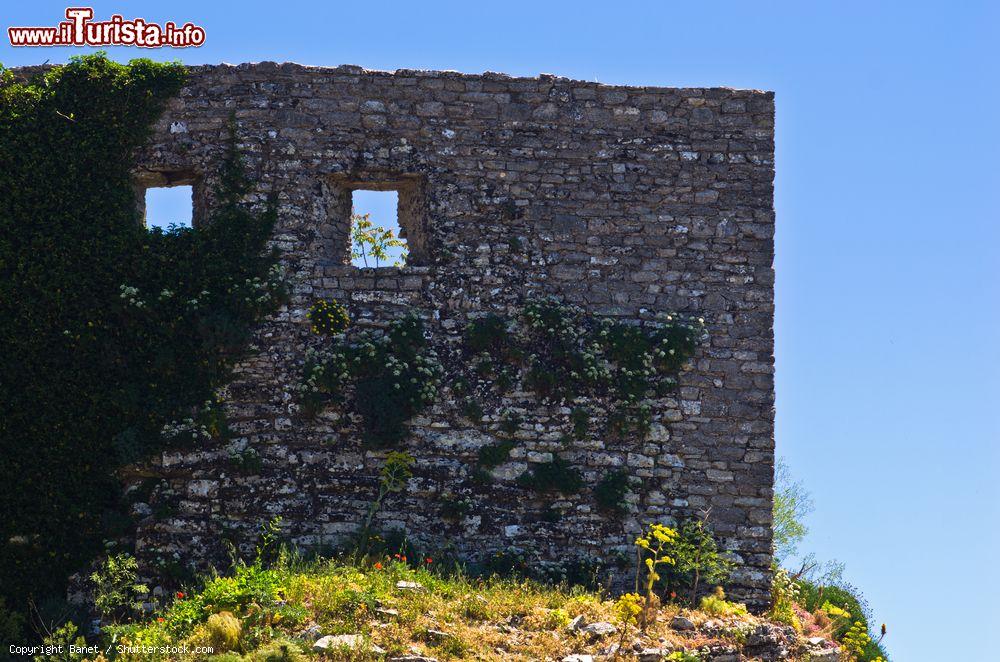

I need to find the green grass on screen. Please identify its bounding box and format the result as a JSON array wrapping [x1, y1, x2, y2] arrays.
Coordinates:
[[71, 554, 885, 661]]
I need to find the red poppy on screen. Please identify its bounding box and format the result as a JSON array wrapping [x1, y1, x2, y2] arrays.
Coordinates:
[[157, 617, 165, 623], [401, 556, 407, 563], [425, 558, 433, 564], [374, 562, 383, 570], [669, 591, 677, 599], [176, 591, 185, 599]]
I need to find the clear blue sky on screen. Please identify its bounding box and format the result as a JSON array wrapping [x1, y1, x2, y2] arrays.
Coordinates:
[[3, 2, 998, 659]]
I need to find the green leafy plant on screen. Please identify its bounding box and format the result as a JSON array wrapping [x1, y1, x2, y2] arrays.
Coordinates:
[[359, 451, 414, 551], [91, 553, 149, 621], [662, 516, 733, 606], [462, 398, 485, 421], [457, 301, 703, 458], [351, 210, 406, 267], [843, 621, 881, 660], [464, 313, 516, 359], [300, 314, 442, 446], [768, 567, 801, 630], [230, 447, 263, 474], [253, 638, 307, 661], [594, 469, 630, 513], [633, 522, 678, 628], [38, 621, 89, 661], [699, 585, 749, 618], [516, 457, 583, 493], [477, 439, 517, 469], [606, 403, 653, 439], [614, 592, 643, 655], [798, 578, 889, 661], [570, 406, 590, 439], [254, 517, 286, 569], [0, 596, 25, 644], [521, 299, 603, 401], [499, 409, 523, 436], [198, 562, 283, 617], [307, 299, 350, 336], [440, 494, 474, 521]]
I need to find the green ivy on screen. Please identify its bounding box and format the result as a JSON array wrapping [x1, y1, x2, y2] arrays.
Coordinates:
[[462, 398, 485, 421], [594, 470, 631, 513], [460, 300, 703, 500], [463, 299, 703, 408], [516, 457, 583, 494], [477, 439, 517, 469], [0, 54, 282, 611], [300, 314, 442, 448]]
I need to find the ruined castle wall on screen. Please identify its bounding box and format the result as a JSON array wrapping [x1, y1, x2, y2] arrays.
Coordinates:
[[129, 62, 776, 607]]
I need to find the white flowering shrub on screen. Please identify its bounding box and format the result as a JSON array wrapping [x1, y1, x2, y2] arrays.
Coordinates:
[[300, 312, 442, 447]]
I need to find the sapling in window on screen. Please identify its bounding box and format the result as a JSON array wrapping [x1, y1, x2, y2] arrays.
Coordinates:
[[351, 210, 407, 267]]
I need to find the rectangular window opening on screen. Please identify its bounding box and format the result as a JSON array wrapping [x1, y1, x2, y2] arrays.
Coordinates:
[[144, 185, 194, 230], [351, 189, 408, 268]]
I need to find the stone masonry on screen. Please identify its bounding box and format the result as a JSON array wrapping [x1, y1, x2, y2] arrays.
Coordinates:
[[125, 62, 776, 608]]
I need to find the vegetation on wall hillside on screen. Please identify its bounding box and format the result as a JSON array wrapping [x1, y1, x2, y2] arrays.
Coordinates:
[[0, 54, 283, 628], [26, 517, 867, 661]]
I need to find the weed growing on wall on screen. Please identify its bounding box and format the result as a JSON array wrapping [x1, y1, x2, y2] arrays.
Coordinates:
[[518, 300, 703, 404], [0, 54, 282, 615], [358, 452, 414, 552]]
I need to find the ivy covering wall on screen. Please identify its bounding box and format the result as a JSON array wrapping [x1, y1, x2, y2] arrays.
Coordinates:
[[0, 55, 282, 612]]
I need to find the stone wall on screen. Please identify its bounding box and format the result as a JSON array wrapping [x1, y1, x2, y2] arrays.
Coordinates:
[[127, 62, 776, 607]]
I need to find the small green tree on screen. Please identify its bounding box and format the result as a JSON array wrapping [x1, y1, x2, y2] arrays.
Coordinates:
[[665, 515, 732, 605], [90, 553, 149, 621], [773, 458, 814, 562], [351, 211, 407, 267]]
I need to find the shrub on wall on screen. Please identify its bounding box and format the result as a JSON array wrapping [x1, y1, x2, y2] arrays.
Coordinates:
[[461, 300, 703, 408], [300, 314, 443, 447], [0, 55, 282, 613], [594, 470, 631, 513], [458, 300, 704, 506]]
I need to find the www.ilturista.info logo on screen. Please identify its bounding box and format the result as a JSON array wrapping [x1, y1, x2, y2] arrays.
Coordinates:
[[8, 7, 205, 48]]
